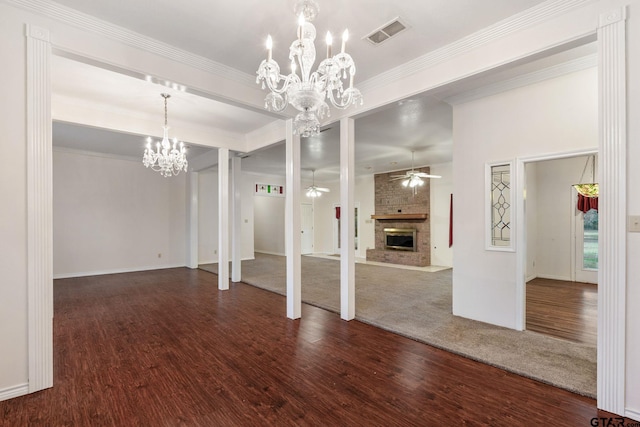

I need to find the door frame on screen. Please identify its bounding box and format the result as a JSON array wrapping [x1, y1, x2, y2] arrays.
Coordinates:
[[516, 148, 598, 330]]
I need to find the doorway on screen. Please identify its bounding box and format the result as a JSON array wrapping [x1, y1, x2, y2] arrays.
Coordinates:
[[521, 152, 598, 345]]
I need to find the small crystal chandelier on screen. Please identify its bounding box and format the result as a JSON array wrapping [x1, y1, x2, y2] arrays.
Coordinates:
[[142, 93, 188, 177], [256, 0, 363, 137]]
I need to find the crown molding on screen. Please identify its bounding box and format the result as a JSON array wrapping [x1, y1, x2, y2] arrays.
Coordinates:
[[358, 0, 594, 94], [444, 53, 597, 105], [5, 0, 256, 86]]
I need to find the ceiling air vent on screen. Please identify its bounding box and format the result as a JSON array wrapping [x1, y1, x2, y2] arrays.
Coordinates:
[[365, 17, 408, 45]]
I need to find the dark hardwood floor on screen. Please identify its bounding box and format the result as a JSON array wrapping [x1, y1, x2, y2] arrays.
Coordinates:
[[526, 277, 597, 346], [0, 269, 618, 426]]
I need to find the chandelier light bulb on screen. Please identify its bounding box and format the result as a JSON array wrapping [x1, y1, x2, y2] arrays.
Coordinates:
[[325, 31, 332, 58], [298, 13, 305, 40], [341, 29, 349, 53], [266, 35, 273, 61]]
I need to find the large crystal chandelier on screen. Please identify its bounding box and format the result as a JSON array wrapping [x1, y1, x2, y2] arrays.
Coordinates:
[[256, 0, 363, 137], [142, 93, 188, 177]]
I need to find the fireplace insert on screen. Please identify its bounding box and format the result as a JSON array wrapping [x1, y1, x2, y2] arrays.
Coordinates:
[[384, 228, 417, 251]]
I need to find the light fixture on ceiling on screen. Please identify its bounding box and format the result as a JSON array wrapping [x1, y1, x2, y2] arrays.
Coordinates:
[[256, 0, 363, 138], [573, 155, 598, 197], [390, 151, 441, 195], [306, 169, 330, 198], [142, 93, 188, 177]]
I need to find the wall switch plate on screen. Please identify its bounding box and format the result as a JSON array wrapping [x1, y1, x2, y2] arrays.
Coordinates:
[[629, 215, 640, 232]]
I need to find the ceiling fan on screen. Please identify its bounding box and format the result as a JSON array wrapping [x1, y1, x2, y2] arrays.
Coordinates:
[[390, 151, 441, 194], [306, 170, 330, 198]]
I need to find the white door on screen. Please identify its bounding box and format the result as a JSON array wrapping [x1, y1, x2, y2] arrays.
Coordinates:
[[574, 194, 598, 284], [301, 203, 314, 254]]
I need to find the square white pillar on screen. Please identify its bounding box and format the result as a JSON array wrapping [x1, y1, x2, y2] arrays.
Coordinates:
[[340, 117, 355, 321], [231, 156, 242, 282], [186, 171, 198, 269], [285, 120, 302, 319], [218, 148, 230, 290]]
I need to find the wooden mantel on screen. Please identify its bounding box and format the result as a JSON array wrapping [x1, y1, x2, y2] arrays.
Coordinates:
[[371, 213, 428, 220]]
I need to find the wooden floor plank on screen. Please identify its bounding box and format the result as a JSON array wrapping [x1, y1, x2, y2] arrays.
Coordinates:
[[526, 278, 597, 345], [0, 268, 619, 426]]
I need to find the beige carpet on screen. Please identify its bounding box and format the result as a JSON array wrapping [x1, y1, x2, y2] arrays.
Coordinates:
[[200, 253, 596, 398]]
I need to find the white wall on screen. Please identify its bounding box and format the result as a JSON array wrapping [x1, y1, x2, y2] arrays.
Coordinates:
[[452, 67, 598, 328], [52, 150, 186, 277], [198, 168, 255, 263], [0, 3, 29, 394], [430, 162, 453, 267], [251, 173, 286, 255], [198, 168, 218, 263], [310, 175, 375, 258], [53, 150, 186, 277]]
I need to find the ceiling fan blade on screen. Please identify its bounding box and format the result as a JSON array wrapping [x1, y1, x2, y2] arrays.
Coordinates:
[[389, 176, 409, 180], [317, 187, 330, 192], [414, 172, 442, 179]]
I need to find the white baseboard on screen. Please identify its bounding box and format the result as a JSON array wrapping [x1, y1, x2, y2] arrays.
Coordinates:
[[625, 409, 640, 422], [198, 257, 255, 265], [526, 274, 537, 282], [0, 383, 29, 402], [254, 250, 285, 257], [53, 264, 184, 279], [536, 274, 572, 282]]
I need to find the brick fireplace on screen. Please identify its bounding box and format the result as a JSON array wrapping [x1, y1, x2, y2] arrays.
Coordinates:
[[366, 168, 431, 266]]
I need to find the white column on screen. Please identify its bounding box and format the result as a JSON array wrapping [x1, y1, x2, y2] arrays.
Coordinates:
[[26, 24, 53, 393], [340, 117, 355, 321], [218, 148, 230, 290], [231, 156, 242, 282], [285, 120, 302, 319], [597, 7, 627, 415], [186, 171, 199, 269]]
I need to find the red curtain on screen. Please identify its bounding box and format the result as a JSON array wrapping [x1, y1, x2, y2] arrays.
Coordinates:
[[335, 206, 341, 220], [449, 194, 453, 248], [577, 194, 598, 213]]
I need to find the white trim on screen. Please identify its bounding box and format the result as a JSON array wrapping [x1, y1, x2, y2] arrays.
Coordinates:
[[485, 160, 515, 252], [596, 6, 627, 415], [445, 54, 597, 105], [535, 274, 574, 282], [254, 251, 285, 257], [0, 383, 30, 402], [516, 148, 598, 333], [358, 0, 593, 93], [625, 409, 640, 423], [26, 23, 53, 394], [198, 257, 255, 265], [53, 264, 186, 279]]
